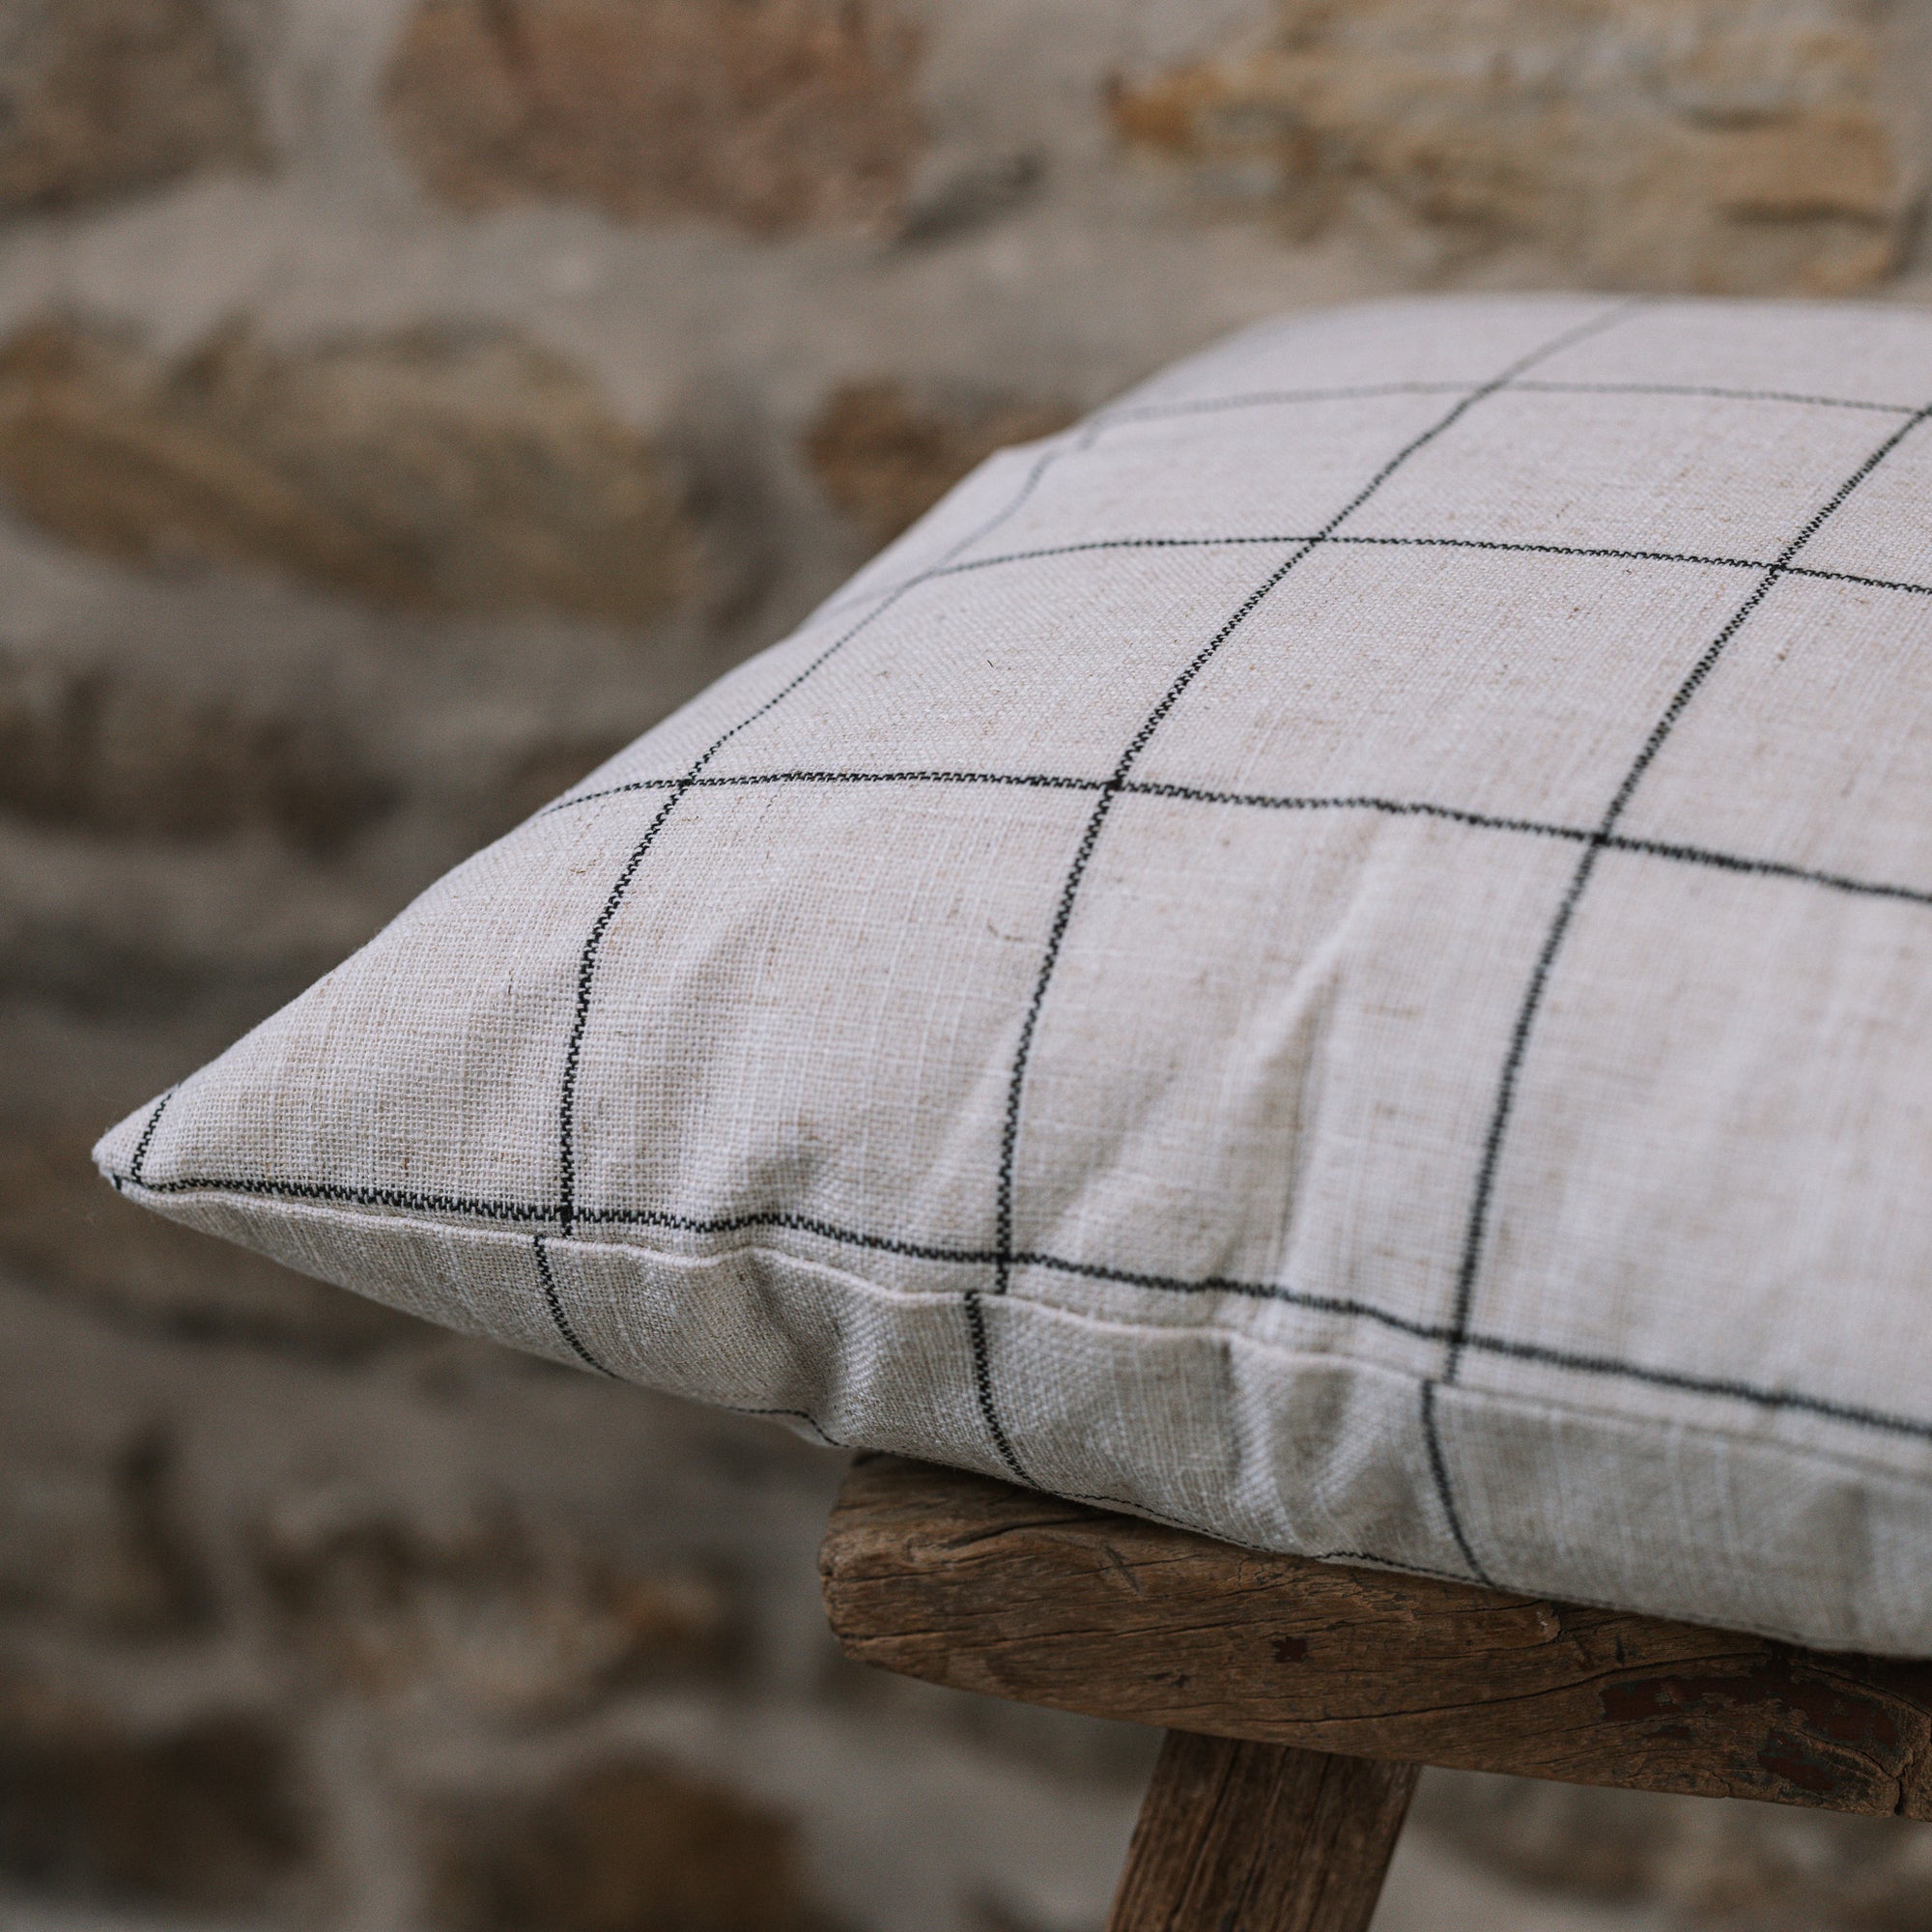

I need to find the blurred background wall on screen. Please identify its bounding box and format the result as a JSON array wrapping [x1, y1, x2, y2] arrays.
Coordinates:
[[8, 4, 1932, 1930]]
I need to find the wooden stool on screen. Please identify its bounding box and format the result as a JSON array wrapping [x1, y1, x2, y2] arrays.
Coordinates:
[[820, 1454, 1932, 1932]]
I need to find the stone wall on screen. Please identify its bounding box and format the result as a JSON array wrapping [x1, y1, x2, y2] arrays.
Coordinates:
[[6, 3, 1932, 1929]]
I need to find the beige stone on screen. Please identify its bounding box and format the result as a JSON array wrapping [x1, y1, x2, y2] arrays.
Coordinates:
[[0, 1672, 310, 1911], [423, 1757, 828, 1932], [253, 1486, 732, 1716], [1417, 1768, 1932, 1929], [0, 320, 697, 626], [1108, 0, 1924, 293], [0, 641, 392, 853], [802, 382, 1075, 549], [0, 1422, 211, 1638], [384, 0, 923, 237], [0, 0, 263, 214]]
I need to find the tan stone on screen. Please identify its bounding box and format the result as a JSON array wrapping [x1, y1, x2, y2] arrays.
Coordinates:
[[1416, 1767, 1932, 1928], [0, 1422, 211, 1638], [802, 382, 1076, 549], [253, 1487, 732, 1716], [1108, 0, 1923, 294], [424, 1757, 827, 1932], [0, 1121, 427, 1359], [0, 642, 392, 853], [0, 1671, 310, 1911], [384, 0, 923, 237], [0, 319, 697, 626], [0, 0, 263, 214]]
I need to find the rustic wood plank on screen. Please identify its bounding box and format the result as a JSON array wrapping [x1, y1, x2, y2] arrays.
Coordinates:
[[1107, 1734, 1415, 1932], [819, 1454, 1932, 1820]]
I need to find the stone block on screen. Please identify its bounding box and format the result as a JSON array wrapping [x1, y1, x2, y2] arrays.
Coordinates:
[[0, 1671, 310, 1912], [254, 1485, 734, 1717], [384, 0, 923, 237], [423, 1756, 831, 1932], [0, 640, 393, 853], [0, 319, 697, 626], [1417, 1766, 1932, 1928], [895, 148, 1045, 248], [0, 0, 262, 214], [0, 1421, 211, 1638], [1108, 0, 1925, 293], [802, 382, 1075, 549]]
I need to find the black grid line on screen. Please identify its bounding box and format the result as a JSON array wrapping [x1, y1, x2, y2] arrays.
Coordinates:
[[1010, 1248, 1448, 1339], [1430, 388, 1932, 1574], [126, 1089, 174, 1188], [764, 527, 1932, 672], [1603, 833, 1932, 908], [978, 299, 1644, 1490], [1103, 377, 1923, 430], [533, 1235, 613, 1376], [100, 1165, 1932, 1448], [1460, 1331, 1932, 1438], [111, 1172, 1006, 1259], [532, 766, 1932, 915], [964, 1295, 1028, 1481], [1097, 380, 1474, 423], [1420, 1381, 1492, 1583], [550, 767, 1106, 812], [1512, 379, 1920, 413]]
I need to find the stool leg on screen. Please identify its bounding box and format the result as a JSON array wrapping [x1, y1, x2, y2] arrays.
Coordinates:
[[1106, 1732, 1417, 1932]]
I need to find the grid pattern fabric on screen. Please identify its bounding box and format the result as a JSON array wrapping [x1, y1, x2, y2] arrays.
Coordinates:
[[98, 296, 1932, 1653]]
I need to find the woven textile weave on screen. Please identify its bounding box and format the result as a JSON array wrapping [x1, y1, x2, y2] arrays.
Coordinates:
[[99, 297, 1932, 1651]]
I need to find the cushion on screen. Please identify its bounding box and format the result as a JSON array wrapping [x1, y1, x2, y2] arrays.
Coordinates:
[[98, 295, 1932, 1654]]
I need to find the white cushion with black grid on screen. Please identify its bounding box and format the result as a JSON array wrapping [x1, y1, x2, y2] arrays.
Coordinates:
[[98, 297, 1932, 1653]]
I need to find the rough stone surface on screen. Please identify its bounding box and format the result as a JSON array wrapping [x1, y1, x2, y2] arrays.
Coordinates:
[[0, 0, 263, 215], [0, 1675, 310, 1912], [1109, 0, 1926, 292], [424, 1757, 830, 1932], [0, 1422, 210, 1637], [0, 320, 697, 625], [0, 640, 392, 851], [802, 382, 1076, 546], [384, 0, 923, 236], [8, 3, 1932, 1930], [253, 1487, 733, 1714], [1413, 1769, 1932, 1928]]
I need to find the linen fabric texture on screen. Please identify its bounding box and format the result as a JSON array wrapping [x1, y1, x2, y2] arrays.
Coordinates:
[[99, 297, 1932, 1654]]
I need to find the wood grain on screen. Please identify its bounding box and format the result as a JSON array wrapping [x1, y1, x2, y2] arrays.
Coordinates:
[[819, 1454, 1932, 1819], [1107, 1734, 1415, 1932]]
